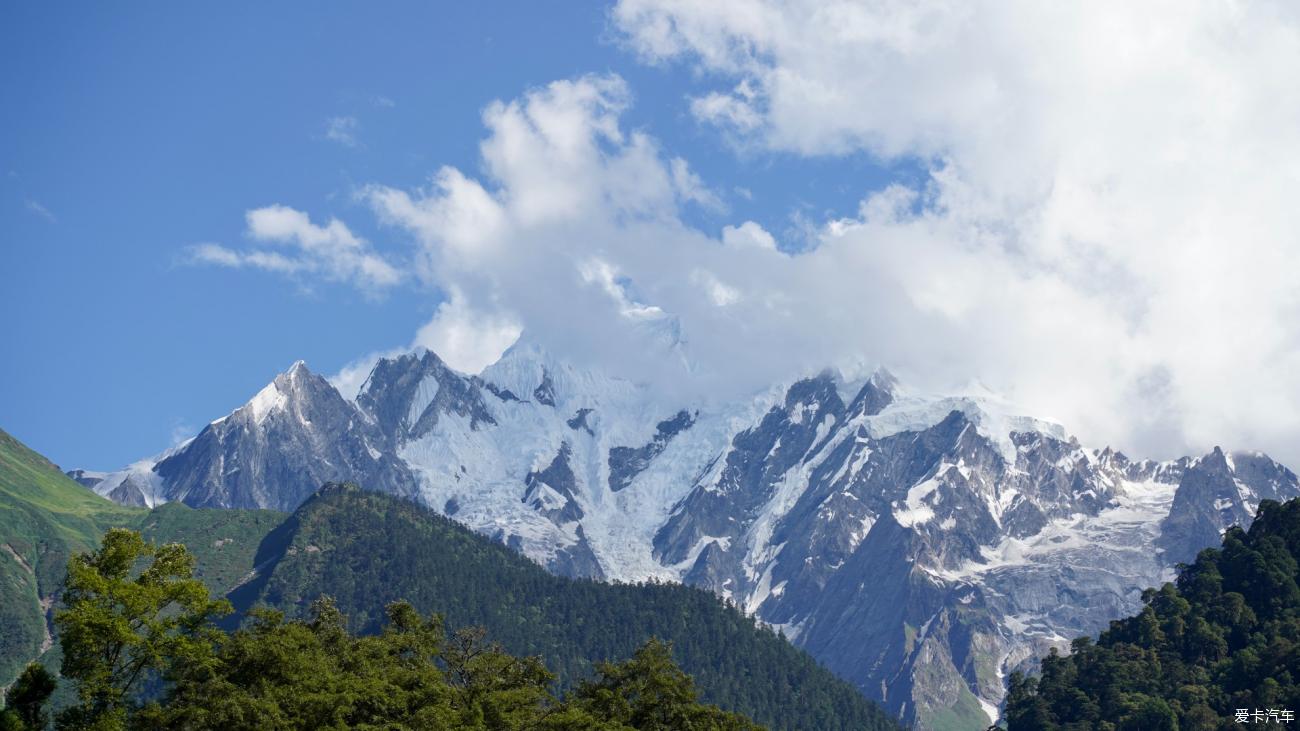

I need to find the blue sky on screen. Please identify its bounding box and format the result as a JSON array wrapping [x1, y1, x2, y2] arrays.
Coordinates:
[[1, 2, 900, 469], [6, 2, 1300, 471]]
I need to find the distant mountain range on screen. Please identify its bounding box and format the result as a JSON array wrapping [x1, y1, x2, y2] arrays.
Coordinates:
[[0, 428, 898, 731], [76, 342, 1300, 730]]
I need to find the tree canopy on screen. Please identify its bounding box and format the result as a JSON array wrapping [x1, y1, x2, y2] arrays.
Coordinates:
[[1003, 498, 1300, 731], [4, 528, 764, 731]]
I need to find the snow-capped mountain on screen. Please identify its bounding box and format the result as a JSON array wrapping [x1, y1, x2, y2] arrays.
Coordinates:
[[79, 343, 1300, 730], [90, 362, 415, 511]]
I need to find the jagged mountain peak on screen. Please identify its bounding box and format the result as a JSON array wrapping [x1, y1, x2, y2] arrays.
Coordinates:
[[1198, 445, 1230, 469], [356, 348, 494, 440], [211, 359, 337, 428], [867, 366, 900, 396], [480, 338, 664, 422]]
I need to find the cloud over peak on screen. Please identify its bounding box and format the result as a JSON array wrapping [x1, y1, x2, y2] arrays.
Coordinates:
[[608, 0, 1300, 462], [210, 5, 1300, 466]]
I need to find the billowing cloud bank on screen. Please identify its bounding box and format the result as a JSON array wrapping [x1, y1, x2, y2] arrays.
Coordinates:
[[607, 0, 1300, 463], [254, 2, 1300, 465]]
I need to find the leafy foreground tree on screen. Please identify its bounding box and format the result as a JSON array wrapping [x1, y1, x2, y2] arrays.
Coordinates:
[[33, 528, 762, 730], [1003, 498, 1300, 731], [1, 663, 56, 731], [53, 528, 230, 730], [565, 639, 759, 731]]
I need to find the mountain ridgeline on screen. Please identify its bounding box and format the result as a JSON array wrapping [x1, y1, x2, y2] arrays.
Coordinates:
[[1005, 497, 1300, 730], [228, 483, 902, 731], [79, 342, 1300, 729]]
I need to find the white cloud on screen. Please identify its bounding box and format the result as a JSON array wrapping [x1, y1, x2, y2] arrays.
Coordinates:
[[605, 0, 1300, 463], [358, 75, 707, 380], [366, 167, 507, 263], [169, 419, 195, 448], [721, 220, 777, 251], [188, 243, 303, 273], [188, 205, 402, 293], [691, 269, 741, 306], [25, 199, 56, 222], [242, 2, 1300, 467], [690, 81, 763, 135], [412, 290, 524, 374], [324, 115, 361, 147], [669, 157, 725, 211]]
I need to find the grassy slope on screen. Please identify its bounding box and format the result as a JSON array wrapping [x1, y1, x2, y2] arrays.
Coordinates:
[[0, 428, 141, 687], [0, 428, 281, 688]]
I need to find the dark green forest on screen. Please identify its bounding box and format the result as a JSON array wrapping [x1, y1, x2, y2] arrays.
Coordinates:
[[1, 480, 901, 731], [1004, 497, 1300, 731], [1, 527, 764, 730], [228, 484, 900, 731]]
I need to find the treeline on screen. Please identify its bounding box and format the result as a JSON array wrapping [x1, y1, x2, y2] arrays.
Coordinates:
[[234, 484, 900, 731], [1, 528, 761, 731], [1004, 498, 1300, 730]]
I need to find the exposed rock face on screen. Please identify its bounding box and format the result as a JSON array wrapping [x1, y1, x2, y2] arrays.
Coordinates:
[[608, 409, 694, 492], [1157, 448, 1297, 565], [144, 362, 416, 512], [524, 442, 585, 524], [65, 468, 105, 490], [83, 344, 1300, 730], [566, 408, 595, 436], [532, 369, 557, 407], [356, 350, 496, 439]]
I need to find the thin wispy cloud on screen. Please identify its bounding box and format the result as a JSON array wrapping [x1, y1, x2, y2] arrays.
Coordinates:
[[168, 418, 195, 448], [24, 199, 56, 223], [323, 115, 362, 148]]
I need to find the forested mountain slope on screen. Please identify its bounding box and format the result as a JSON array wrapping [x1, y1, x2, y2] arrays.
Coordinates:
[[231, 483, 902, 731], [1004, 497, 1300, 730]]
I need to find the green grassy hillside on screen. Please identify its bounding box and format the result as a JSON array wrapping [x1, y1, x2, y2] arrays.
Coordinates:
[[235, 483, 903, 731], [0, 428, 281, 689]]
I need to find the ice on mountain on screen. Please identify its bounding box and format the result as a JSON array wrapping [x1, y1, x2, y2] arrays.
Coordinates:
[[247, 381, 286, 423], [894, 476, 940, 527], [405, 373, 441, 428]]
